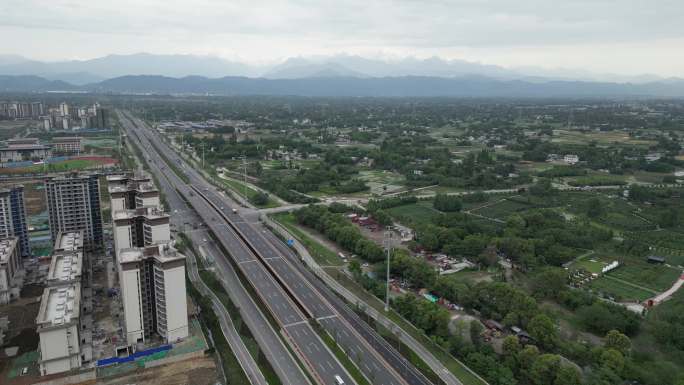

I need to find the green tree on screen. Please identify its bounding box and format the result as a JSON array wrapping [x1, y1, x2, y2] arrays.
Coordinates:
[[349, 259, 362, 278], [250, 191, 269, 205], [554, 365, 582, 385], [502, 335, 521, 356], [529, 179, 556, 197], [586, 197, 605, 218], [505, 214, 526, 236], [433, 194, 463, 212], [373, 210, 393, 226], [604, 330, 631, 355], [530, 354, 561, 385], [599, 349, 625, 374], [518, 345, 540, 372], [418, 228, 440, 251], [659, 210, 679, 228], [470, 320, 484, 347], [528, 314, 558, 350], [531, 268, 567, 300]]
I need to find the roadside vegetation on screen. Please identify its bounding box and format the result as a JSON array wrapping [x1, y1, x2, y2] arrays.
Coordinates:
[[125, 96, 684, 385]]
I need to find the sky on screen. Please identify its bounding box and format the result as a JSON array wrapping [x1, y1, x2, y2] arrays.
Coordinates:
[[2, 0, 684, 77]]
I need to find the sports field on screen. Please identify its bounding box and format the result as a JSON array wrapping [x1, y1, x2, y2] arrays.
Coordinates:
[[0, 157, 117, 175]]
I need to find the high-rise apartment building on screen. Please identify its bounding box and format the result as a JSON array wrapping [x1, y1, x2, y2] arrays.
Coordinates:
[[59, 102, 69, 117], [112, 207, 170, 261], [107, 174, 160, 212], [95, 108, 109, 129], [119, 243, 188, 345], [36, 284, 84, 376], [36, 230, 91, 376], [0, 237, 20, 304], [0, 186, 30, 257], [45, 174, 103, 248]]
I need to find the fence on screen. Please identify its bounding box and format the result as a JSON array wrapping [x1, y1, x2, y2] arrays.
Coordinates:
[[96, 344, 172, 367]]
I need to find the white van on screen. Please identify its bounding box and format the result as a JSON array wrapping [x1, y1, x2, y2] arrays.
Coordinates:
[[334, 375, 345, 385]]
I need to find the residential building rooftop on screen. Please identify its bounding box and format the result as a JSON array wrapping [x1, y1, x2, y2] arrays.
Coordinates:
[[113, 206, 168, 221], [119, 243, 184, 265], [54, 231, 84, 252], [36, 284, 81, 329], [0, 237, 18, 265], [47, 252, 82, 286]]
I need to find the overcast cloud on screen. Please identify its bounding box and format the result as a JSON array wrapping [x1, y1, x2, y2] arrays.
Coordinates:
[[2, 0, 684, 76]]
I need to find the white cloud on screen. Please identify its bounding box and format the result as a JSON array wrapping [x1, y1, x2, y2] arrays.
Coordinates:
[[2, 0, 684, 76]]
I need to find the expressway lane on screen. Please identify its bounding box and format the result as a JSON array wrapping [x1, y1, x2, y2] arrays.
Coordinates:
[[123, 111, 431, 385], [119, 111, 356, 385], [119, 110, 312, 385], [193, 187, 418, 385], [192, 231, 313, 385], [186, 245, 268, 385], [231, 217, 432, 385]]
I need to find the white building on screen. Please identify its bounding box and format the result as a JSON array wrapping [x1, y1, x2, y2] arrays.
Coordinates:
[[54, 231, 84, 253], [59, 102, 69, 117], [107, 174, 160, 213], [0, 237, 20, 304], [52, 137, 82, 155], [118, 243, 188, 345], [112, 207, 170, 261], [36, 284, 82, 376], [46, 251, 82, 287], [645, 152, 662, 162], [564, 154, 580, 165]]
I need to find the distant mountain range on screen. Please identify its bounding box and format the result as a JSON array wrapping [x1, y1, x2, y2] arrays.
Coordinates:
[[0, 53, 678, 85], [2, 73, 684, 97]]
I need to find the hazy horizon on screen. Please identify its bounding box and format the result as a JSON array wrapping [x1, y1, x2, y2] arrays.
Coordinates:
[[2, 0, 684, 77]]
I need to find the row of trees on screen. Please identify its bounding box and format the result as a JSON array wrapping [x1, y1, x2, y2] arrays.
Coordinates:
[[294, 205, 385, 262]]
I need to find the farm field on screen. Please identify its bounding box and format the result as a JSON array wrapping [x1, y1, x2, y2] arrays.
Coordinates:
[[608, 259, 681, 292], [568, 251, 618, 273], [551, 129, 656, 146], [358, 169, 406, 195], [570, 251, 681, 302], [469, 198, 531, 220], [564, 174, 629, 187], [386, 201, 441, 226], [588, 276, 654, 302], [599, 212, 655, 231], [626, 230, 684, 263]]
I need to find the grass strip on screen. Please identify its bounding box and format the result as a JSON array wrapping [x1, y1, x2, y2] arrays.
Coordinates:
[[271, 213, 342, 266], [185, 275, 250, 385], [310, 322, 372, 385]]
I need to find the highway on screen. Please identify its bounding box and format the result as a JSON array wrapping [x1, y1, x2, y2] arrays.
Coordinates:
[[121, 110, 429, 385], [119, 111, 311, 385], [186, 244, 268, 385], [122, 110, 434, 385], [119, 111, 360, 385]]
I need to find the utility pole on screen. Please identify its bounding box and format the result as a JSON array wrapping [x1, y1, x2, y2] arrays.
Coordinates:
[[242, 155, 247, 199], [201, 141, 205, 169], [384, 227, 392, 312]]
